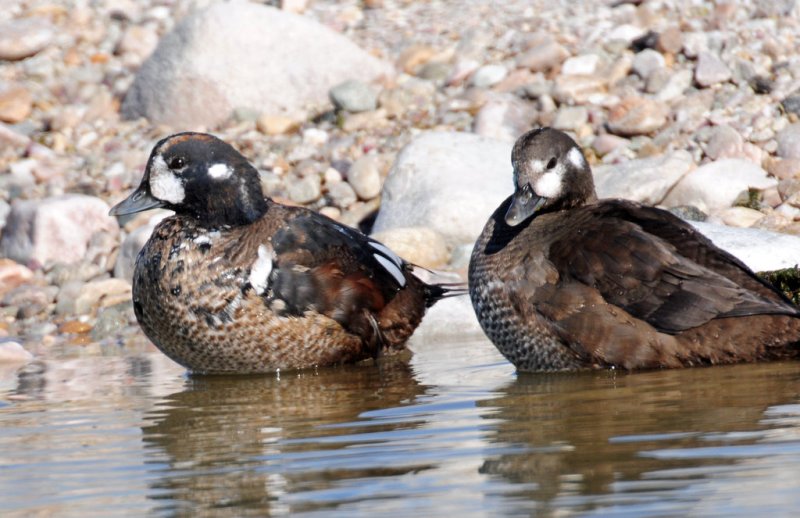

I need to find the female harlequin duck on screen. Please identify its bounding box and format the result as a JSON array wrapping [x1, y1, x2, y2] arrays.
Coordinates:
[[111, 132, 460, 374], [469, 127, 800, 371]]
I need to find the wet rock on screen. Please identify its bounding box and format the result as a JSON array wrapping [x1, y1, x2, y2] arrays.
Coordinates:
[[472, 94, 537, 142], [562, 54, 601, 76], [329, 80, 378, 113], [0, 84, 33, 124], [0, 259, 33, 298], [91, 303, 133, 341], [74, 278, 132, 316], [607, 96, 669, 136], [0, 195, 118, 269], [373, 131, 511, 247], [4, 284, 57, 319], [694, 52, 731, 87], [0, 341, 33, 363], [370, 227, 450, 269], [347, 155, 383, 200], [594, 151, 694, 204], [122, 2, 391, 126], [631, 49, 665, 80], [704, 125, 744, 160], [516, 41, 568, 72], [552, 105, 588, 131], [0, 17, 54, 61], [662, 159, 777, 213], [470, 65, 507, 88], [776, 123, 800, 159]]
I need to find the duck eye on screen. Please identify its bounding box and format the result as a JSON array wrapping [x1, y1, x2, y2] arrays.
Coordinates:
[[168, 156, 186, 170], [546, 157, 557, 170]]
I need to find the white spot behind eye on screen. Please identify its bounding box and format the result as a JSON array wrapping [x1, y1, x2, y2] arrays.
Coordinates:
[[567, 146, 586, 168], [368, 240, 407, 287], [528, 159, 545, 174], [249, 244, 275, 295], [149, 155, 185, 204], [208, 163, 233, 180]]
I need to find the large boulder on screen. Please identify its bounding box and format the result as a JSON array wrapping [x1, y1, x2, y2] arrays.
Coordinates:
[[0, 194, 118, 269], [372, 131, 512, 247], [122, 1, 392, 127], [594, 151, 694, 205]]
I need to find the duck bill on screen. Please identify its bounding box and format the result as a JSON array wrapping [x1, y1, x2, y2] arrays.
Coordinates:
[[109, 184, 165, 216], [504, 184, 547, 226]]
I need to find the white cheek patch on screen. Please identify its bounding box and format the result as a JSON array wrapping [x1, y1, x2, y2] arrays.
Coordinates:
[[149, 155, 185, 204], [249, 244, 275, 295], [208, 163, 233, 180], [568, 146, 586, 168], [534, 162, 566, 199], [368, 240, 407, 287]]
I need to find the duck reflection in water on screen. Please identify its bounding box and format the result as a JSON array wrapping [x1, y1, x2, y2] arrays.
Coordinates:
[[140, 357, 427, 514], [477, 362, 800, 514]]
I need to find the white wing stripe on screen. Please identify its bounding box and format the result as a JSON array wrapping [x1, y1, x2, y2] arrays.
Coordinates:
[[374, 254, 406, 287], [368, 240, 404, 269]]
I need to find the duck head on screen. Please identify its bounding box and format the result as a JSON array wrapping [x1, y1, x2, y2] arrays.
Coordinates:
[[110, 132, 269, 228], [504, 128, 598, 226]]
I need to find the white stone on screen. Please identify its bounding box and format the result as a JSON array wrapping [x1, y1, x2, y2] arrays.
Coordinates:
[[470, 64, 508, 88], [692, 222, 800, 272], [594, 151, 695, 205], [0, 341, 33, 363], [662, 159, 777, 213], [372, 131, 512, 247], [631, 49, 665, 79], [0, 195, 119, 269], [122, 1, 392, 127], [561, 54, 600, 76]]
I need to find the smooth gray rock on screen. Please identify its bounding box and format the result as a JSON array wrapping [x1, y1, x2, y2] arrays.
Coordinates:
[[329, 80, 378, 113], [776, 123, 800, 159], [594, 151, 695, 205], [372, 131, 512, 247], [662, 159, 777, 213], [0, 17, 54, 61], [694, 52, 731, 87], [122, 1, 391, 127]]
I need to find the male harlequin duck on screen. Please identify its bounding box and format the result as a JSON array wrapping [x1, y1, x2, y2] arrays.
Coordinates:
[[469, 127, 800, 371], [111, 132, 461, 374]]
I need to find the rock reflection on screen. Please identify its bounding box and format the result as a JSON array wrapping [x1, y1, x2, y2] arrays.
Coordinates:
[[479, 362, 800, 513], [141, 357, 427, 514]]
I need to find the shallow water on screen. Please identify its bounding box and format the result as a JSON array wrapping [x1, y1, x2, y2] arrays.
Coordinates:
[[1, 336, 800, 517]]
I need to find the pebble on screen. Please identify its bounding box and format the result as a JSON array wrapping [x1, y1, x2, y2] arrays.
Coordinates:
[[329, 80, 378, 113], [91, 303, 133, 341], [0, 17, 54, 61], [327, 181, 357, 208], [607, 96, 669, 136], [74, 278, 132, 316], [256, 114, 298, 135], [592, 134, 629, 156], [705, 125, 744, 160], [781, 93, 800, 117], [370, 227, 450, 269], [59, 320, 93, 335], [115, 25, 159, 64], [0, 195, 118, 269], [769, 158, 800, 181], [776, 123, 800, 159], [631, 49, 665, 80], [695, 52, 732, 87], [347, 155, 383, 200], [552, 74, 607, 104], [287, 175, 322, 204], [0, 84, 33, 124], [516, 41, 568, 72], [552, 106, 588, 131], [470, 65, 507, 88], [561, 54, 601, 76], [0, 259, 34, 298], [397, 44, 436, 75], [712, 206, 766, 228], [594, 150, 695, 205], [655, 69, 693, 101], [473, 94, 537, 142], [657, 26, 684, 54]]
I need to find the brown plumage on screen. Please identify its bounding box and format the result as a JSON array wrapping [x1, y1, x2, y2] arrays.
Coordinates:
[[111, 132, 459, 374], [469, 127, 800, 371]]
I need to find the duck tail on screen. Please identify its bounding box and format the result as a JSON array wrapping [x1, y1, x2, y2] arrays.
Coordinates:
[[423, 282, 468, 307]]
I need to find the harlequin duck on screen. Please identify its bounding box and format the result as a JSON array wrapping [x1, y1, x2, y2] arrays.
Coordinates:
[[469, 127, 800, 371], [111, 132, 461, 374]]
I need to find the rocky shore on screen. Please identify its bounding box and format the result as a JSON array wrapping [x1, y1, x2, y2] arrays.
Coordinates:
[[3, 0, 800, 362]]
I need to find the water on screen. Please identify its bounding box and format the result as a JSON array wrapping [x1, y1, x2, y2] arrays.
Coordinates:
[[1, 336, 799, 517]]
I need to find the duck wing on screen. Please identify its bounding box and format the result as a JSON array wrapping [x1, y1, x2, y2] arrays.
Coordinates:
[[546, 200, 799, 334]]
